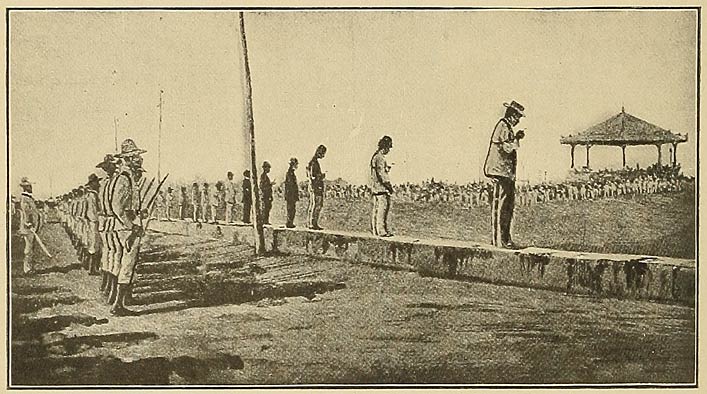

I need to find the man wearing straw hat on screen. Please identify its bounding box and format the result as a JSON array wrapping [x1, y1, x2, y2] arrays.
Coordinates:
[[107, 138, 147, 316], [483, 100, 526, 249], [18, 177, 41, 274]]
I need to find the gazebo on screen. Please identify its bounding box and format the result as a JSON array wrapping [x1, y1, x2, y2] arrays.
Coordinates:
[[560, 107, 688, 169]]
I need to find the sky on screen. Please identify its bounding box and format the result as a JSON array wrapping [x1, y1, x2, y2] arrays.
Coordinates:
[[9, 9, 698, 198]]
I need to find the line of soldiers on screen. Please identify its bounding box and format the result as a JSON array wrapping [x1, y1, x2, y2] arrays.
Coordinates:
[[56, 139, 152, 316]]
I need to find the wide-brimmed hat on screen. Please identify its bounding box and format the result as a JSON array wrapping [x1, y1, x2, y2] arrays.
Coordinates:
[[503, 100, 525, 117], [19, 177, 32, 187], [86, 173, 100, 185], [116, 139, 147, 158], [96, 154, 116, 168]]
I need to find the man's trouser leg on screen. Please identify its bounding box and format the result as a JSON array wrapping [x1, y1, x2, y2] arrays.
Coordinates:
[[117, 233, 139, 286], [87, 222, 101, 275], [262, 200, 271, 224], [286, 200, 296, 226], [243, 202, 251, 223], [497, 177, 515, 245], [490, 181, 498, 246], [311, 193, 323, 227], [226, 202, 233, 223], [307, 188, 316, 227], [22, 234, 34, 273]]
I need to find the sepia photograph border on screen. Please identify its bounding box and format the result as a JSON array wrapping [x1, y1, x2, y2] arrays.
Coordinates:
[[2, 2, 702, 392]]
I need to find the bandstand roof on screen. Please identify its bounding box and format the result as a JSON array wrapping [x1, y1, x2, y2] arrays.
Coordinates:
[[560, 108, 688, 146]]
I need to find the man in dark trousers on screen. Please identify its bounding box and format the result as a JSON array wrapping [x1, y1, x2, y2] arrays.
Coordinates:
[[260, 161, 273, 225], [284, 157, 299, 228], [483, 100, 526, 249], [242, 170, 252, 224]]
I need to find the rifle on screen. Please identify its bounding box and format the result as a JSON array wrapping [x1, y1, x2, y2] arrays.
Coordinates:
[[126, 174, 169, 251]]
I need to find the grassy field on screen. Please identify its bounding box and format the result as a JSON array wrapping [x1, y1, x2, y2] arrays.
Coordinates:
[[265, 190, 696, 259]]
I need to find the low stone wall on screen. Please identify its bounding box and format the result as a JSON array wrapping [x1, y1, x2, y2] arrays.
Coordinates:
[[148, 220, 696, 306]]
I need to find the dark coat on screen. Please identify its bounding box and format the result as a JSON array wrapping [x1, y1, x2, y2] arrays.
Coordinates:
[[284, 168, 299, 202]]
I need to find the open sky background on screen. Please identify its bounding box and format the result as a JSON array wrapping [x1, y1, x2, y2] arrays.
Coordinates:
[[9, 9, 698, 198]]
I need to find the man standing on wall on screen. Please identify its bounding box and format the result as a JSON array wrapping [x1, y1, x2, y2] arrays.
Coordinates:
[[483, 100, 526, 249], [260, 161, 274, 225], [242, 170, 252, 224], [307, 145, 327, 230], [370, 136, 394, 237], [284, 158, 299, 228], [224, 171, 237, 223]]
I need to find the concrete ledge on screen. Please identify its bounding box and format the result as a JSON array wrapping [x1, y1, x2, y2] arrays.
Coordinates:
[[147, 219, 695, 306]]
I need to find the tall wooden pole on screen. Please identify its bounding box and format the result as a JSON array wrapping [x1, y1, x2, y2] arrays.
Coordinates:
[[113, 117, 119, 153], [238, 12, 266, 255], [158, 89, 163, 181]]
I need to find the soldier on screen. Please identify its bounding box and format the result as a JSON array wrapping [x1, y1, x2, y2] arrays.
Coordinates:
[[483, 100, 525, 248], [108, 139, 147, 316], [85, 173, 102, 275], [284, 158, 299, 228], [260, 161, 273, 225], [370, 136, 394, 237], [242, 170, 252, 224], [224, 171, 237, 223], [307, 144, 327, 230], [18, 177, 41, 274], [96, 154, 118, 294]]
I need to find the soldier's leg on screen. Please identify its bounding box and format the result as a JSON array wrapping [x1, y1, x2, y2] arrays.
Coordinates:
[[22, 234, 34, 274], [370, 195, 379, 235], [91, 241, 101, 275], [111, 233, 139, 316], [108, 231, 124, 304], [225, 202, 232, 223], [99, 230, 109, 291]]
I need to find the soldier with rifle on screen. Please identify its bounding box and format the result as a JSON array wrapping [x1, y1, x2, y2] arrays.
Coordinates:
[[18, 177, 42, 274], [107, 139, 147, 316]]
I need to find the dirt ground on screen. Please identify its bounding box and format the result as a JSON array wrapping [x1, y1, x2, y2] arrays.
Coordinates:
[[261, 190, 695, 258], [9, 222, 696, 386]]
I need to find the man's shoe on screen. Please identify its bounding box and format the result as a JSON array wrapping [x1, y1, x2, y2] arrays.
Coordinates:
[[286, 224, 296, 228], [380, 233, 394, 238], [502, 241, 521, 250]]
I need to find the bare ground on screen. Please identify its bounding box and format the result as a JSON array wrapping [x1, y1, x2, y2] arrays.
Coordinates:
[[9, 222, 696, 386]]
